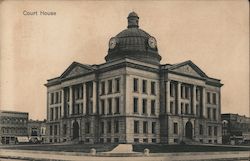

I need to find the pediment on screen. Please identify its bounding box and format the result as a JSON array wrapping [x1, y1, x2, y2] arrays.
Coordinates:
[[60, 62, 93, 79], [169, 60, 208, 78]]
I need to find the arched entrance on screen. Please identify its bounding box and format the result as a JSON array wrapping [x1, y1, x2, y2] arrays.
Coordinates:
[[72, 121, 79, 139], [185, 121, 193, 139]]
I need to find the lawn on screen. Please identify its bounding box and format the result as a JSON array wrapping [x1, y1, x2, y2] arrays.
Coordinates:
[[1, 143, 250, 153], [0, 143, 118, 152], [133, 144, 250, 153]]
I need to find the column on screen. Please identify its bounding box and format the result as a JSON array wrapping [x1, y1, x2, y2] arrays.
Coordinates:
[[61, 89, 64, 118], [192, 85, 196, 115], [92, 81, 97, 114], [69, 86, 73, 115], [166, 81, 170, 113], [83, 83, 86, 114], [47, 92, 50, 121], [202, 87, 206, 118], [177, 82, 181, 115]]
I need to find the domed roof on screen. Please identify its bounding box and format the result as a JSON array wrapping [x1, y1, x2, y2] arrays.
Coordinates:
[[128, 11, 138, 17], [105, 12, 161, 65]]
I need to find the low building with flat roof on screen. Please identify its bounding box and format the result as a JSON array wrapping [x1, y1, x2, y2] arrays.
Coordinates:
[[0, 110, 29, 144], [222, 113, 250, 144]]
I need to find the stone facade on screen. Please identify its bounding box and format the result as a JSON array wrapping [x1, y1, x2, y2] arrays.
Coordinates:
[[222, 113, 250, 144], [27, 119, 46, 143], [0, 110, 29, 144], [45, 12, 223, 144]]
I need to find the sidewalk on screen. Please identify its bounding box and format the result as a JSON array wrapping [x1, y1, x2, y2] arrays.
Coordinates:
[[0, 148, 249, 161]]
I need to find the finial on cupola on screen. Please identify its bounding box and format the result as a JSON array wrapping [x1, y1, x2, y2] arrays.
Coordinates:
[[127, 11, 139, 28]]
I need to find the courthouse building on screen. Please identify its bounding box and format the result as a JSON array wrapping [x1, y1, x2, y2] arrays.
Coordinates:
[[45, 12, 223, 144]]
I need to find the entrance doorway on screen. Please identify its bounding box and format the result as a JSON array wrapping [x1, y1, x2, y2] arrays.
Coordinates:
[[185, 121, 193, 139], [72, 121, 79, 139]]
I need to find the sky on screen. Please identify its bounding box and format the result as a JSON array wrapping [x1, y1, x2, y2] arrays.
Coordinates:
[[0, 0, 249, 120]]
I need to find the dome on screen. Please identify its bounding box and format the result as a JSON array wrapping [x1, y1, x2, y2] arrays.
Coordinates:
[[105, 12, 162, 65], [128, 11, 138, 17]]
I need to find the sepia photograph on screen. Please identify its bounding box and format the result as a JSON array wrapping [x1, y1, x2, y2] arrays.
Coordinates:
[[0, 0, 249, 160]]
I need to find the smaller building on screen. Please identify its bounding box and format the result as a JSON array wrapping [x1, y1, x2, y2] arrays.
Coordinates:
[[222, 113, 250, 144], [28, 119, 46, 143], [0, 110, 29, 144]]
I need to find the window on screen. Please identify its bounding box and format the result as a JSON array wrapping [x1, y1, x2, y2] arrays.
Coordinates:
[[170, 101, 174, 114], [151, 100, 156, 115], [134, 138, 139, 143], [134, 97, 138, 113], [49, 125, 53, 135], [142, 99, 147, 114], [80, 86, 83, 99], [213, 109, 216, 120], [76, 104, 80, 114], [196, 88, 199, 101], [133, 78, 138, 92], [101, 99, 105, 115], [101, 122, 104, 134], [134, 121, 139, 133], [214, 126, 217, 136], [108, 80, 112, 93], [199, 124, 203, 135], [115, 121, 119, 133], [181, 103, 184, 114], [107, 138, 111, 143], [115, 78, 120, 92], [107, 121, 111, 133], [175, 103, 178, 114], [143, 138, 148, 143], [151, 81, 156, 95], [108, 98, 112, 115], [213, 93, 216, 104], [101, 81, 105, 95], [63, 124, 67, 135], [181, 85, 184, 98], [170, 82, 174, 97], [152, 122, 156, 134], [54, 125, 57, 135], [50, 108, 54, 121], [152, 138, 156, 143], [208, 126, 212, 136], [185, 86, 189, 99], [55, 92, 59, 103], [174, 122, 178, 134], [142, 80, 147, 93], [86, 122, 90, 134], [185, 104, 189, 114], [66, 89, 70, 102], [59, 91, 62, 103], [51, 93, 54, 104], [55, 107, 58, 120], [114, 138, 119, 143], [115, 97, 120, 114], [207, 108, 211, 119], [143, 121, 148, 133], [88, 101, 93, 114], [207, 92, 211, 104]]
